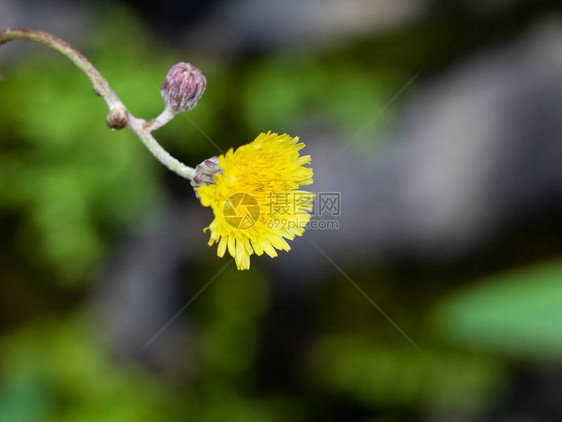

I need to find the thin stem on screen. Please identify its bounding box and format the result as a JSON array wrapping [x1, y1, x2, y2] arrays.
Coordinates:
[[129, 116, 195, 180], [143, 107, 177, 132], [0, 28, 196, 180]]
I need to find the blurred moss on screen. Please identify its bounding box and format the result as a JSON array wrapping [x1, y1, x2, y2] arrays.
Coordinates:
[[241, 54, 403, 154], [210, 267, 270, 319], [198, 267, 270, 377], [0, 8, 225, 284], [309, 335, 506, 415], [0, 58, 161, 283], [195, 385, 288, 422], [0, 311, 304, 422], [433, 259, 562, 359], [0, 316, 193, 422]]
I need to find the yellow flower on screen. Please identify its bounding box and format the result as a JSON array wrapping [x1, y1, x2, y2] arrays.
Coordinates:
[[197, 132, 314, 270]]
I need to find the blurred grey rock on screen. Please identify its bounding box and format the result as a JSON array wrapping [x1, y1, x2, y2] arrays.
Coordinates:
[[389, 21, 562, 258], [186, 0, 428, 55], [93, 202, 206, 378], [0, 0, 91, 62], [275, 20, 562, 279]]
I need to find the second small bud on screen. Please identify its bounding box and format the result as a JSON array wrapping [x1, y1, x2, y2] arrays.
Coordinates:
[[161, 62, 206, 114]]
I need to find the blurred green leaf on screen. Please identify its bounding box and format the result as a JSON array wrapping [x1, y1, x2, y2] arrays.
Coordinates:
[[434, 260, 562, 358], [0, 366, 52, 422]]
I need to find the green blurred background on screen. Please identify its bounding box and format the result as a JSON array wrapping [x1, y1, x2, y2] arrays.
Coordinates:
[[1, 1, 562, 421]]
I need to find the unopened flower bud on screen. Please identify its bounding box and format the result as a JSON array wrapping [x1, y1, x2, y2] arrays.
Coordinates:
[[161, 62, 206, 114], [191, 156, 222, 194], [105, 108, 128, 130]]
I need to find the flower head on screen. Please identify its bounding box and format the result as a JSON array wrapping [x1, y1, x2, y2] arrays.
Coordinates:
[[196, 132, 314, 270]]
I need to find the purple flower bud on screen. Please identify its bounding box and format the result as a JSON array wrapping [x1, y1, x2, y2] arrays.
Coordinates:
[[191, 156, 222, 195], [161, 62, 206, 113]]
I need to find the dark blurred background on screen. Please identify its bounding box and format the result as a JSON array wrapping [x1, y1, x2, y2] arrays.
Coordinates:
[[1, 0, 562, 421]]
